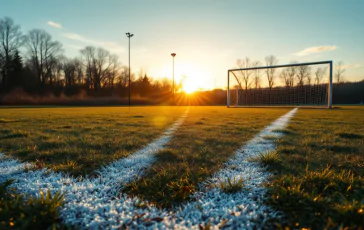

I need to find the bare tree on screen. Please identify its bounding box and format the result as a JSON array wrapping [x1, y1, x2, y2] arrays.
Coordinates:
[[335, 61, 345, 83], [105, 54, 119, 88], [73, 58, 83, 85], [253, 61, 261, 88], [279, 69, 291, 87], [80, 46, 95, 90], [80, 46, 113, 91], [63, 57, 80, 87], [314, 66, 328, 85], [47, 55, 64, 85], [236, 57, 256, 90], [286, 61, 297, 87], [94, 47, 111, 90], [265, 55, 278, 89], [25, 29, 63, 85], [0, 17, 24, 90], [116, 65, 129, 88], [296, 65, 311, 86]]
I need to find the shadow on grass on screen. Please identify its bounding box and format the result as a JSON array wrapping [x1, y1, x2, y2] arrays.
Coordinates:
[[2, 133, 29, 139], [324, 145, 358, 154], [337, 133, 363, 139]]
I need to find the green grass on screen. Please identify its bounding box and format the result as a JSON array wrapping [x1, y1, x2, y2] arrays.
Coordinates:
[[217, 177, 246, 194], [122, 107, 290, 208], [0, 180, 67, 230], [265, 106, 364, 229], [249, 150, 282, 168], [0, 106, 186, 176]]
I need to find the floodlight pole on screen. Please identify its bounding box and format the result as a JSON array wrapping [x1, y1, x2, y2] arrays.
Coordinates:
[[171, 53, 176, 105], [126, 32, 134, 107]]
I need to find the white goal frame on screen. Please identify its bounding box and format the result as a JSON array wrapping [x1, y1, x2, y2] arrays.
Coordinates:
[[227, 60, 333, 109]]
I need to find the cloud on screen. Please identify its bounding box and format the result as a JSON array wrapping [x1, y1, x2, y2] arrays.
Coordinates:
[[63, 33, 88, 42], [47, 21, 63, 28], [62, 33, 125, 53], [296, 46, 337, 56]]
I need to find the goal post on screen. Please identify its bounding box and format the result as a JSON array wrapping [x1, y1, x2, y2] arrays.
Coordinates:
[[227, 60, 333, 108]]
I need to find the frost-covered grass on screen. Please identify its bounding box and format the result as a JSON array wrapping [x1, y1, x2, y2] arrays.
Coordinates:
[[0, 109, 189, 229], [0, 180, 66, 229], [266, 106, 364, 229], [0, 106, 187, 176], [123, 107, 291, 207]]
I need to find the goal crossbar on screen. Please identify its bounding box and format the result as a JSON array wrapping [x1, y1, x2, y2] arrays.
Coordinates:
[[227, 60, 333, 108]]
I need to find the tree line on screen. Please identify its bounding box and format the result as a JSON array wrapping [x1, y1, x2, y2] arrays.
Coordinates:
[[0, 17, 176, 101], [234, 56, 347, 90], [232, 56, 363, 105]]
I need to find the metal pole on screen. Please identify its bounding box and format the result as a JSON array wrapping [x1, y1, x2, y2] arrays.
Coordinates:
[[126, 32, 133, 107], [328, 61, 333, 109], [229, 60, 333, 72], [128, 36, 131, 107], [171, 53, 176, 105], [173, 56, 174, 104]]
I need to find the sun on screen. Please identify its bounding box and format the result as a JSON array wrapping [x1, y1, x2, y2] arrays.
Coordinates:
[[179, 64, 211, 94], [182, 78, 200, 94], [158, 61, 212, 94]]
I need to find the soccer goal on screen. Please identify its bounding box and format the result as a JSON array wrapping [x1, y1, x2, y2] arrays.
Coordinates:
[[227, 61, 333, 108]]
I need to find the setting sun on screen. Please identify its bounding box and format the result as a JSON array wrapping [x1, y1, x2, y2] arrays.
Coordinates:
[[182, 77, 200, 93], [178, 63, 212, 93]]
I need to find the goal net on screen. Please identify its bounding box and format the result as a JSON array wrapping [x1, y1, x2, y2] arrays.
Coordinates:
[[227, 61, 333, 108]]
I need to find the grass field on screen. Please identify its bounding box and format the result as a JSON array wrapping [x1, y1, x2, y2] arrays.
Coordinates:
[[0, 106, 186, 176], [1, 106, 363, 229], [265, 106, 364, 229]]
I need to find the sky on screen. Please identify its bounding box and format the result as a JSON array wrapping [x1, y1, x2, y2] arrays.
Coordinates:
[[1, 0, 363, 90]]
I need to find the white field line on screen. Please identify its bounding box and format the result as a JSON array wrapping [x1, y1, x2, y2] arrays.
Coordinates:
[[0, 108, 297, 229], [170, 108, 298, 229], [0, 110, 188, 229]]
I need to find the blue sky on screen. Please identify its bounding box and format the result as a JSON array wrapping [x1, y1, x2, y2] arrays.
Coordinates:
[[1, 0, 363, 89]]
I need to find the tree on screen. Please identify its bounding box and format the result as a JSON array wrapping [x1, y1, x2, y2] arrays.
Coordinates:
[[279, 69, 291, 87], [286, 62, 297, 87], [314, 66, 327, 85], [80, 46, 114, 92], [138, 74, 152, 97], [25, 29, 63, 87], [335, 61, 345, 83], [8, 49, 23, 89], [80, 46, 96, 90], [47, 55, 64, 85], [253, 61, 262, 88], [265, 55, 278, 89], [236, 57, 257, 90], [103, 54, 120, 89], [63, 58, 79, 87], [116, 66, 129, 89], [93, 47, 112, 91], [0, 17, 24, 91], [296, 65, 311, 86]]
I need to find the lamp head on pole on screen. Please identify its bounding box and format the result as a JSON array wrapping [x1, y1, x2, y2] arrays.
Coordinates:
[[126, 32, 134, 38], [171, 53, 176, 57]]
